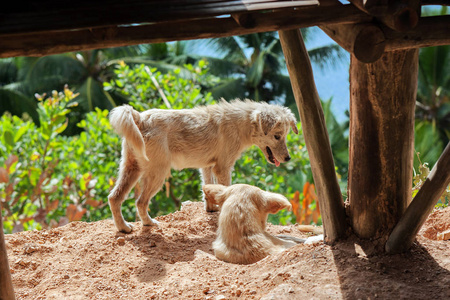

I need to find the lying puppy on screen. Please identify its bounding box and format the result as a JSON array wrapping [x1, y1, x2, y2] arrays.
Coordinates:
[[108, 99, 298, 233], [203, 184, 305, 265]]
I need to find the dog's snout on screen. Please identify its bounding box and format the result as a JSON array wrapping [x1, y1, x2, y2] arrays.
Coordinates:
[[285, 156, 291, 162]]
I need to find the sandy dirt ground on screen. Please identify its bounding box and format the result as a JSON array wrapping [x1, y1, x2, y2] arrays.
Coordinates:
[[4, 201, 450, 300]]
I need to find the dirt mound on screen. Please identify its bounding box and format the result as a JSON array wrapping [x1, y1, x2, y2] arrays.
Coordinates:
[[4, 202, 450, 299]]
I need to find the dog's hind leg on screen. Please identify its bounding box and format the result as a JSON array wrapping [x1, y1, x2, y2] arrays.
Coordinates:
[[108, 155, 142, 233], [136, 172, 167, 226]]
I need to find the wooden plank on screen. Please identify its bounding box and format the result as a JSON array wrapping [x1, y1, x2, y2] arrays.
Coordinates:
[[348, 49, 418, 247], [279, 29, 348, 244], [0, 0, 319, 36], [0, 214, 15, 300], [385, 142, 450, 254], [0, 4, 371, 58]]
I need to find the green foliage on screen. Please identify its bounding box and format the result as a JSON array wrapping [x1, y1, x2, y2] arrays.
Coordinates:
[[1, 87, 77, 232], [412, 153, 449, 208]]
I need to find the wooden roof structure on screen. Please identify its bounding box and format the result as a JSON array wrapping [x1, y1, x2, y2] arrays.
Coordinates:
[[1, 1, 450, 299], [0, 0, 449, 60]]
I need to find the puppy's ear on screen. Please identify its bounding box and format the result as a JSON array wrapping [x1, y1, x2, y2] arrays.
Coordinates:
[[290, 119, 299, 135], [264, 193, 292, 214], [202, 184, 227, 206], [261, 112, 278, 135]]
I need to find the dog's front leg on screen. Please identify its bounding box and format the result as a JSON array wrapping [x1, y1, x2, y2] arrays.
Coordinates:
[[200, 167, 214, 185], [204, 165, 232, 212], [213, 164, 232, 186], [201, 167, 218, 212]]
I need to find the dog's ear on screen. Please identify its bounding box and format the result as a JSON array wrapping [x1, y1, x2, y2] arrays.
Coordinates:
[[264, 193, 292, 214], [253, 111, 278, 135], [285, 109, 298, 135], [290, 118, 299, 135], [202, 184, 227, 206]]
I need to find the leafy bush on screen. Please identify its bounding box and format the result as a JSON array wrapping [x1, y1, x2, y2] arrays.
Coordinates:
[[1, 62, 326, 233]]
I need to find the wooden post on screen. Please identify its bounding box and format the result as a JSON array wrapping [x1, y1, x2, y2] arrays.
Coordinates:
[[0, 213, 15, 300], [279, 29, 348, 244], [386, 142, 450, 254], [348, 49, 419, 247]]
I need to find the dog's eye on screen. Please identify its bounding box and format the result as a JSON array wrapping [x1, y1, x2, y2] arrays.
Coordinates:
[[274, 135, 281, 140]]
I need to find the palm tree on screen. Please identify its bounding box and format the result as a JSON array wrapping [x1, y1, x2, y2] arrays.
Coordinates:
[[198, 28, 345, 107], [0, 46, 160, 133]]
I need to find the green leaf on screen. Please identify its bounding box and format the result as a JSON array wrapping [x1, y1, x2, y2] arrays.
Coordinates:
[[14, 125, 28, 142], [54, 119, 69, 134], [4, 130, 14, 147]]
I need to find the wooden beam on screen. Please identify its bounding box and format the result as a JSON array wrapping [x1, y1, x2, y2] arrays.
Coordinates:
[[0, 0, 320, 36], [385, 142, 450, 254], [321, 15, 450, 63], [320, 23, 386, 63], [0, 4, 372, 58], [0, 213, 15, 300], [348, 49, 418, 247], [348, 0, 389, 16], [384, 15, 450, 51], [279, 29, 348, 244], [349, 0, 421, 32]]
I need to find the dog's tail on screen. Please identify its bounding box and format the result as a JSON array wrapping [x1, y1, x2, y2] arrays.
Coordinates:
[[109, 105, 149, 161]]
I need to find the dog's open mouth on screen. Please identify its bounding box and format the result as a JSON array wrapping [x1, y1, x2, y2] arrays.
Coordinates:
[[266, 147, 280, 167]]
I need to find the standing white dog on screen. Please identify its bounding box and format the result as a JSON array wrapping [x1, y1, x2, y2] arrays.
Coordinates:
[[108, 99, 298, 233]]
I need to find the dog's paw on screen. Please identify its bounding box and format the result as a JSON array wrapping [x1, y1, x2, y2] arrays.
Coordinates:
[[142, 218, 159, 226], [205, 203, 220, 212], [118, 222, 133, 233]]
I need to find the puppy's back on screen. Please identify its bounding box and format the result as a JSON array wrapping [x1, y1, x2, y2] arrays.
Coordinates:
[[213, 189, 285, 265]]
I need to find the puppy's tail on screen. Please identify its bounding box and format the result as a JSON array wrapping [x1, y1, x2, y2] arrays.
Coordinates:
[[109, 105, 149, 161]]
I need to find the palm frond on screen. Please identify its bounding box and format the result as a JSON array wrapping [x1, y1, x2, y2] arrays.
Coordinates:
[[209, 78, 247, 100], [0, 59, 18, 86], [307, 44, 347, 69], [0, 88, 38, 122]]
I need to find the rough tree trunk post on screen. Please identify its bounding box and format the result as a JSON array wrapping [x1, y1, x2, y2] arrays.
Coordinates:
[[0, 213, 16, 300], [386, 142, 450, 253], [348, 49, 419, 248], [279, 29, 348, 244]]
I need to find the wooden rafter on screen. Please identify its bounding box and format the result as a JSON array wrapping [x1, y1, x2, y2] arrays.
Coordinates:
[[322, 15, 450, 63], [0, 0, 319, 36], [0, 3, 372, 58], [348, 0, 421, 32]]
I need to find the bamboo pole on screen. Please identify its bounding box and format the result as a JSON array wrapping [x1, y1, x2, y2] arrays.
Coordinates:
[[0, 213, 15, 300], [279, 29, 348, 244], [386, 142, 450, 254]]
